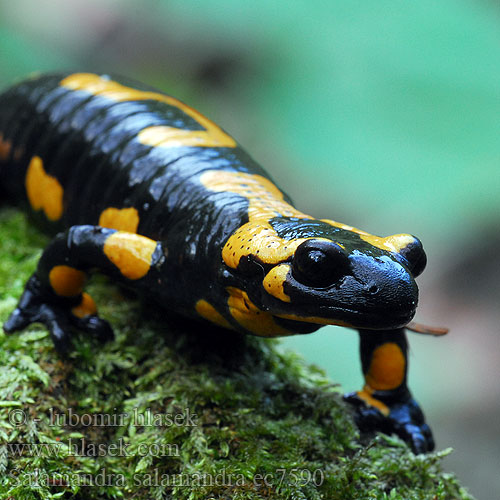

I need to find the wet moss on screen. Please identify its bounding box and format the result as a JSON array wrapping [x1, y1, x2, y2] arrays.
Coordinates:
[[0, 207, 473, 499]]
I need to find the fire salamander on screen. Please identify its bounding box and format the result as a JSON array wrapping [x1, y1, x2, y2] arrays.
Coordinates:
[[0, 72, 446, 453]]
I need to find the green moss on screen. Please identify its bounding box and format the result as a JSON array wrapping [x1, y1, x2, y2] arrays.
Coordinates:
[[0, 207, 473, 499]]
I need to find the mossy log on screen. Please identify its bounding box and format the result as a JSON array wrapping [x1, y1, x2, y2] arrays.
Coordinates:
[[0, 207, 473, 500]]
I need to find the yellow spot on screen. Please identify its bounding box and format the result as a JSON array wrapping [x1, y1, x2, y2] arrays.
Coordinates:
[[201, 170, 415, 330], [103, 231, 157, 280], [322, 219, 417, 256], [223, 222, 315, 268], [25, 156, 64, 221], [71, 292, 97, 318], [60, 73, 236, 149], [99, 207, 140, 233], [321, 218, 370, 236], [263, 264, 291, 302], [360, 233, 416, 254], [201, 170, 358, 329], [195, 299, 232, 329], [365, 342, 406, 391], [49, 265, 85, 297], [0, 133, 12, 161], [201, 170, 319, 268], [226, 287, 291, 337], [201, 170, 305, 221], [356, 385, 390, 416]]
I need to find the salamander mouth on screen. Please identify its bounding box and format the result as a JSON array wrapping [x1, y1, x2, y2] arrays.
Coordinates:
[[274, 305, 416, 330]]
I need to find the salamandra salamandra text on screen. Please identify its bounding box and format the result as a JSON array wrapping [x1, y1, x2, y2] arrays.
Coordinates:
[[0, 72, 443, 453]]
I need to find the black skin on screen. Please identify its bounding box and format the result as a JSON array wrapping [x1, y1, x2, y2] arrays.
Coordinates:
[[344, 330, 434, 453], [0, 72, 435, 452], [4, 225, 164, 354]]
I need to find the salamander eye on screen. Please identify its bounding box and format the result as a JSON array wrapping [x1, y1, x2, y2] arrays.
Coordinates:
[[292, 239, 350, 287], [399, 236, 427, 278]]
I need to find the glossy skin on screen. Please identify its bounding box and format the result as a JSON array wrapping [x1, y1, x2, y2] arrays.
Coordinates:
[[0, 72, 434, 452]]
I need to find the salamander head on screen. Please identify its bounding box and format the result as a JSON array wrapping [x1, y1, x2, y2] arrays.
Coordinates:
[[222, 217, 426, 332]]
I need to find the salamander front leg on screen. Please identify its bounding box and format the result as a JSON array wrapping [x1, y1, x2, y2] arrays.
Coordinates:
[[4, 274, 108, 354], [344, 329, 434, 453], [4, 225, 163, 354]]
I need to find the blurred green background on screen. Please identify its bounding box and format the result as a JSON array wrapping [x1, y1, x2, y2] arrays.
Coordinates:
[[0, 0, 498, 497]]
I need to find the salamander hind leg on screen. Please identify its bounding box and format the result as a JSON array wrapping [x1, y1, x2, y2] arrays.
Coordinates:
[[344, 329, 434, 453], [4, 225, 163, 355]]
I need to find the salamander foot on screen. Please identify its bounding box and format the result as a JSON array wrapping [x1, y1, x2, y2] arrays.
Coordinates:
[[3, 275, 113, 355], [344, 391, 435, 453]]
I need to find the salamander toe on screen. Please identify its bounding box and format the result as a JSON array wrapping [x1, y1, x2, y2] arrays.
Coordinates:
[[344, 391, 435, 453], [3, 274, 114, 355]]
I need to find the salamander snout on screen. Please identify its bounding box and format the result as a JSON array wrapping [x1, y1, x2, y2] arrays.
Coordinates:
[[262, 236, 421, 329]]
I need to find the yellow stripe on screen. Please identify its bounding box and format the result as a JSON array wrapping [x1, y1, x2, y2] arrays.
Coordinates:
[[200, 170, 317, 268], [360, 233, 416, 254], [60, 73, 236, 149]]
